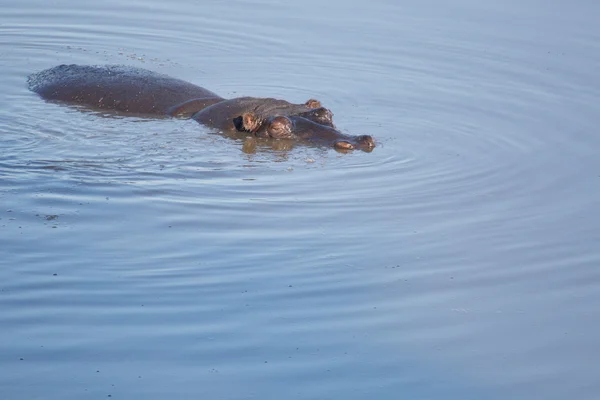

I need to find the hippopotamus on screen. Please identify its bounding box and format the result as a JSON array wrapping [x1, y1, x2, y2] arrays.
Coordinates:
[[28, 64, 375, 152]]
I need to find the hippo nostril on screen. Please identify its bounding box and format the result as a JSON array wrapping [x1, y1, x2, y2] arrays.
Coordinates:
[[334, 141, 354, 150], [357, 135, 375, 148]]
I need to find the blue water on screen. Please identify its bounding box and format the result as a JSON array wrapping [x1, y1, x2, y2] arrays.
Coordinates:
[[2, 1, 600, 399]]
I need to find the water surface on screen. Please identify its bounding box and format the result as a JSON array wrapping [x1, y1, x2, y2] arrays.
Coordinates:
[[2, 1, 600, 399]]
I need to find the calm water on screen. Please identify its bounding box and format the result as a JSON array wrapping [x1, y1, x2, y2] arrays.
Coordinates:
[[2, 1, 600, 399]]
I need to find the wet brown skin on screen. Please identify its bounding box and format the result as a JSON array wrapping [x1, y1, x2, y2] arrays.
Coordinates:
[[190, 97, 374, 151], [28, 64, 375, 151], [28, 64, 224, 115], [190, 97, 331, 132]]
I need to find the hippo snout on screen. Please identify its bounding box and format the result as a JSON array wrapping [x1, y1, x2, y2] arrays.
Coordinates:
[[357, 135, 375, 149]]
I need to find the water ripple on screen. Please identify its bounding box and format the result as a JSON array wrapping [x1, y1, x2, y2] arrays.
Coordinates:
[[2, 1, 600, 399]]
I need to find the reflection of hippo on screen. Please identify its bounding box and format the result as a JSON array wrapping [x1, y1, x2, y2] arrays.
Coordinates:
[[28, 65, 375, 151]]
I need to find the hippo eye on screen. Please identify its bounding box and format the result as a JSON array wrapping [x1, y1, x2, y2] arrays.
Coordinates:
[[267, 116, 294, 139], [297, 107, 335, 128], [312, 108, 334, 126]]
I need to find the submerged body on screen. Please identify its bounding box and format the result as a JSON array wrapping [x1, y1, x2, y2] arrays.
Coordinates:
[[28, 64, 375, 151]]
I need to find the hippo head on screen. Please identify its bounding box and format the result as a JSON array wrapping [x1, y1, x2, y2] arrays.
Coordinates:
[[240, 112, 375, 152], [192, 96, 374, 151]]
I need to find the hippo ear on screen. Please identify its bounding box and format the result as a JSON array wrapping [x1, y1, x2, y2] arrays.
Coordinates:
[[242, 112, 260, 132], [305, 99, 322, 109]]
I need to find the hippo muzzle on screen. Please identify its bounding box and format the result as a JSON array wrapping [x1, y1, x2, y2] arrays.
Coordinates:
[[242, 113, 375, 152]]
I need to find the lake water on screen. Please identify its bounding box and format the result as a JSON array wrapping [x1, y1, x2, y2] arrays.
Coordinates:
[[2, 1, 600, 399]]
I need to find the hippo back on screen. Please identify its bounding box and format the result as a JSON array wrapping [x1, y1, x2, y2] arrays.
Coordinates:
[[28, 64, 223, 115]]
